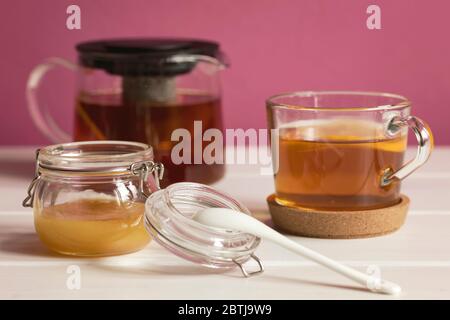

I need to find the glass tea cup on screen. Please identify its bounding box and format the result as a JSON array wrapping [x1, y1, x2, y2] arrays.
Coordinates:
[[266, 91, 433, 211]]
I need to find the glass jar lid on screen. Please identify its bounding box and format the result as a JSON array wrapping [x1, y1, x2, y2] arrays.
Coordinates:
[[144, 182, 263, 277], [37, 140, 154, 173], [23, 141, 164, 207]]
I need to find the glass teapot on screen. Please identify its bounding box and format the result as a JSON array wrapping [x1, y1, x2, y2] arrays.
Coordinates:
[[27, 38, 227, 188]]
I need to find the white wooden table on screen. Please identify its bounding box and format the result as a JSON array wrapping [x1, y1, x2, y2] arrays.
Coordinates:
[[1, 146, 449, 300]]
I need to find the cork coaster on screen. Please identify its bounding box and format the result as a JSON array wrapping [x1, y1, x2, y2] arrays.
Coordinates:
[[267, 194, 410, 239]]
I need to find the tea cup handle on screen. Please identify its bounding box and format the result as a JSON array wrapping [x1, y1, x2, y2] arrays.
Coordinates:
[[381, 115, 434, 186], [26, 57, 77, 143]]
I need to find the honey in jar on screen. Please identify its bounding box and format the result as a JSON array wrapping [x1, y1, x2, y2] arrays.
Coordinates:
[[35, 199, 149, 256]]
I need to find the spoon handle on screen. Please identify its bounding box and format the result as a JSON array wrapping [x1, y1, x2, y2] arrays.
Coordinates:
[[195, 208, 401, 295]]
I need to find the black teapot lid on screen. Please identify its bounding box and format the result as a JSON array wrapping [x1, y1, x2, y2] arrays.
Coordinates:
[[76, 38, 220, 76]]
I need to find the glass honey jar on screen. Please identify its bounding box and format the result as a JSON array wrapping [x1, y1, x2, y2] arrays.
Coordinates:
[[23, 142, 263, 276], [23, 141, 164, 257]]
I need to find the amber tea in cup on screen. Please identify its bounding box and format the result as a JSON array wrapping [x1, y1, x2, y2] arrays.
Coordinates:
[[267, 92, 433, 211]]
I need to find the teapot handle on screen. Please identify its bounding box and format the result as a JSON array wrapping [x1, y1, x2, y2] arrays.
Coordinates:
[[26, 57, 77, 142]]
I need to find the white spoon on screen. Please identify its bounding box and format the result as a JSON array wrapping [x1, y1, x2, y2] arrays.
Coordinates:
[[194, 208, 401, 296]]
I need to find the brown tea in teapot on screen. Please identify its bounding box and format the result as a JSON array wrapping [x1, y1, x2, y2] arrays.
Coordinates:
[[74, 91, 224, 187]]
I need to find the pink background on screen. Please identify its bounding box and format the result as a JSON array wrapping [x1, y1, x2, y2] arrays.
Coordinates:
[[1, 0, 449, 145]]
